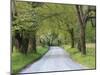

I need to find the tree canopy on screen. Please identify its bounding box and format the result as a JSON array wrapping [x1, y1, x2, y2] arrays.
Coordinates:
[[12, 1, 96, 55]]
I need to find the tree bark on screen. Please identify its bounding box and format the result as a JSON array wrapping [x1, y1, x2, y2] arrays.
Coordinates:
[[12, 37, 13, 53], [28, 33, 37, 53], [70, 28, 74, 48], [80, 26, 86, 54], [76, 5, 86, 55], [66, 24, 75, 48], [21, 37, 29, 54], [28, 38, 33, 52], [14, 31, 22, 51], [33, 34, 37, 53], [77, 40, 81, 52]]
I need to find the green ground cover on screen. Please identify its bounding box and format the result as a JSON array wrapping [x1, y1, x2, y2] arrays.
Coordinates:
[[63, 43, 96, 69], [12, 46, 48, 74]]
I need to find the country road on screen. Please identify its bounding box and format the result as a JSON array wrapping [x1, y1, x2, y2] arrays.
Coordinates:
[[19, 46, 87, 74]]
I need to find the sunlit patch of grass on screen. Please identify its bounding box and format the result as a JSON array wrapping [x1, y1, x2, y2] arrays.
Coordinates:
[[63, 43, 96, 69], [12, 46, 48, 74], [86, 43, 95, 48]]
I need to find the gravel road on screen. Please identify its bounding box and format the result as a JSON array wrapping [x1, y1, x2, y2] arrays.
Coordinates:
[[19, 46, 86, 75]]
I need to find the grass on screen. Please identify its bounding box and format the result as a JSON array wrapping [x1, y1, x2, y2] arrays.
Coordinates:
[[12, 46, 48, 74], [63, 43, 96, 69]]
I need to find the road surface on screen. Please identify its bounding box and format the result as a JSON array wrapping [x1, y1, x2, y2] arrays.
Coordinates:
[[19, 46, 87, 74]]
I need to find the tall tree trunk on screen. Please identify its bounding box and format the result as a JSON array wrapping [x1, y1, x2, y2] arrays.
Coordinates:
[[28, 34, 37, 53], [76, 5, 86, 55], [80, 26, 86, 55], [77, 40, 81, 52], [28, 38, 33, 52], [33, 34, 37, 53], [70, 28, 74, 48], [12, 37, 14, 53], [21, 37, 29, 54], [14, 31, 22, 51]]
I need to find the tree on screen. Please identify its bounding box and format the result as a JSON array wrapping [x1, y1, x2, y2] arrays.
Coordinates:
[[76, 5, 96, 55], [12, 1, 43, 54], [52, 5, 78, 48], [12, 1, 96, 55]]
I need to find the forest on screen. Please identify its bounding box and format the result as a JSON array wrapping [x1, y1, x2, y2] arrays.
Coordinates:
[[12, 0, 96, 74]]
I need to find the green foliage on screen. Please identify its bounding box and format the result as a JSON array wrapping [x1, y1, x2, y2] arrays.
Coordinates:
[[86, 21, 96, 43], [12, 1, 96, 73], [12, 1, 41, 38], [63, 43, 96, 68], [12, 1, 95, 45], [12, 46, 48, 74]]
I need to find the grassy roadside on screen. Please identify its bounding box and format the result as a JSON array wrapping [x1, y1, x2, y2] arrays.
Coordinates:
[[12, 46, 48, 74], [63, 43, 96, 69]]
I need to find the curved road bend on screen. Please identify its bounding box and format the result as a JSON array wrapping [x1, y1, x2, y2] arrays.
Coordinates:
[[19, 46, 87, 74]]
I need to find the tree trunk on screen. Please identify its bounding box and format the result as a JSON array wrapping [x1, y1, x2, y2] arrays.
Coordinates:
[[33, 34, 37, 53], [70, 28, 74, 48], [14, 31, 22, 51], [21, 37, 29, 54], [80, 26, 86, 55], [28, 32, 37, 53], [77, 40, 81, 52], [12, 37, 14, 53], [76, 5, 86, 55], [28, 38, 33, 52]]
